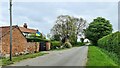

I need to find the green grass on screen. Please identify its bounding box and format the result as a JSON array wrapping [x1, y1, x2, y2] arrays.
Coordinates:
[[0, 59, 2, 66], [0, 52, 48, 66], [87, 46, 118, 66], [100, 48, 120, 66]]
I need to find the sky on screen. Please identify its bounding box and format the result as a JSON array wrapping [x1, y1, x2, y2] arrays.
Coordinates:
[[0, 0, 119, 36]]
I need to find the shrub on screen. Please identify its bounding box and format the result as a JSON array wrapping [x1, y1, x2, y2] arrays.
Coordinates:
[[80, 38, 84, 43], [63, 42, 72, 48], [76, 42, 85, 46], [27, 37, 50, 42], [51, 41, 61, 49], [71, 41, 77, 46], [71, 42, 85, 47], [98, 31, 120, 64]]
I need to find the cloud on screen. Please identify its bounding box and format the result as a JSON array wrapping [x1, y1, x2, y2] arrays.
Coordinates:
[[1, 0, 119, 2], [42, 17, 56, 27], [0, 2, 118, 35], [41, 4, 118, 32], [0, 15, 9, 26], [56, 9, 73, 15], [0, 21, 8, 26], [55, 9, 89, 24], [55, 8, 85, 18]]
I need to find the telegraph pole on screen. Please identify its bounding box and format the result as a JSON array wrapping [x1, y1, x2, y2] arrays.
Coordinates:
[[10, 0, 12, 61]]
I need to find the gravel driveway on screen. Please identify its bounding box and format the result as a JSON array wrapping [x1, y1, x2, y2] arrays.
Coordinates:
[[11, 46, 88, 66]]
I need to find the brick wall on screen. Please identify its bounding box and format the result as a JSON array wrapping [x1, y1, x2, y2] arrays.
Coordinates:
[[26, 42, 39, 53], [46, 42, 51, 51], [1, 27, 40, 57], [0, 28, 2, 57], [2, 27, 27, 56]]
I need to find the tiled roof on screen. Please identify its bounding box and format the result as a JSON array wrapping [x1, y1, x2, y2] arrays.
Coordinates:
[[0, 25, 37, 38], [19, 27, 37, 33]]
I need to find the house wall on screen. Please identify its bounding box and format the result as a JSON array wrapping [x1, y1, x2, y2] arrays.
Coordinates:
[[1, 27, 40, 57], [26, 42, 39, 53], [0, 28, 2, 57]]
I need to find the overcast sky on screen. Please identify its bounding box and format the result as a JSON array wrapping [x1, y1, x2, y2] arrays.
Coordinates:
[[0, 0, 119, 35]]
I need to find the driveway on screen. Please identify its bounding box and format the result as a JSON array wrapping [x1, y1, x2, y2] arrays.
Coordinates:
[[11, 46, 88, 66]]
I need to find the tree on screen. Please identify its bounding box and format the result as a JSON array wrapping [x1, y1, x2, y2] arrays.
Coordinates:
[[80, 38, 84, 43], [52, 34, 61, 41], [84, 17, 113, 45], [51, 15, 86, 43]]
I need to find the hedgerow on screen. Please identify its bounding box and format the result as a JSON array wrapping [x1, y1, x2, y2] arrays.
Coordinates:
[[51, 41, 62, 49], [98, 31, 120, 64]]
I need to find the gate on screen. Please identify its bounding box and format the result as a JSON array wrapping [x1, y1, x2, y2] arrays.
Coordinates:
[[39, 42, 46, 51]]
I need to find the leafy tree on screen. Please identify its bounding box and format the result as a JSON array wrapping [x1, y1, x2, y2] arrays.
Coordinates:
[[84, 17, 113, 45], [52, 34, 61, 41], [51, 15, 86, 43]]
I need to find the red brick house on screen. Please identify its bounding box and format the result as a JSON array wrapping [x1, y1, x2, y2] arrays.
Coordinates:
[[0, 23, 40, 57]]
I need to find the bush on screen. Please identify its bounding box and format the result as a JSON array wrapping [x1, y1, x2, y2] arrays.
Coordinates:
[[51, 41, 61, 49], [71, 42, 85, 47], [76, 42, 85, 46], [98, 31, 120, 64], [27, 37, 50, 42], [63, 42, 72, 48], [80, 38, 84, 43], [71, 42, 77, 46]]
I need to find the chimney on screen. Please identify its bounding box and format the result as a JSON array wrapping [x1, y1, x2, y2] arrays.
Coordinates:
[[23, 23, 27, 28]]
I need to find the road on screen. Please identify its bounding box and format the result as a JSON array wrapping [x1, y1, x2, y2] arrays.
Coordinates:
[[11, 46, 88, 66]]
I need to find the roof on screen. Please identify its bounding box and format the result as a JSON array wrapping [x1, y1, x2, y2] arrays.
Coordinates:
[[0, 25, 37, 39], [0, 25, 17, 39], [19, 27, 37, 33]]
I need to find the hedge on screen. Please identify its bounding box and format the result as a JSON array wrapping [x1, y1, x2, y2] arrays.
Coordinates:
[[51, 41, 62, 49], [71, 42, 85, 47], [26, 37, 50, 42], [98, 31, 120, 63]]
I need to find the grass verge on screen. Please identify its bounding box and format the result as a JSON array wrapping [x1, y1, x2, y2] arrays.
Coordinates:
[[0, 59, 2, 66], [87, 46, 118, 66], [0, 52, 48, 66], [100, 48, 120, 66]]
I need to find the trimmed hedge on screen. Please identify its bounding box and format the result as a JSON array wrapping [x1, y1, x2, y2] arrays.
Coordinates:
[[72, 42, 85, 47], [51, 41, 62, 49], [27, 37, 50, 42], [98, 31, 120, 64], [76, 42, 85, 46]]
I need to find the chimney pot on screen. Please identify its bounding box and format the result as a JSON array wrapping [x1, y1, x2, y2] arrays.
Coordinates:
[[23, 23, 27, 28]]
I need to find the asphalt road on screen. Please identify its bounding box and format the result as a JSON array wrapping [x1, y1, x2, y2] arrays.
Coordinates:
[[11, 46, 88, 66]]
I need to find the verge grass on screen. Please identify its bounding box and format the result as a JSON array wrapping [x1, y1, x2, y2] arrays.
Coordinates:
[[1, 52, 48, 66], [87, 46, 118, 66]]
